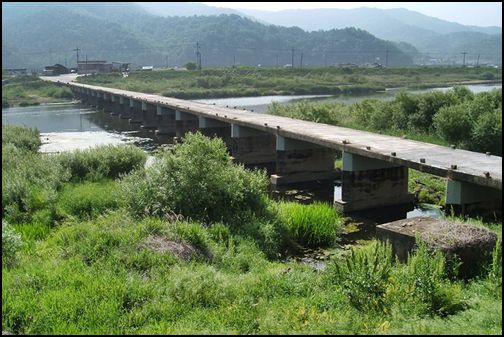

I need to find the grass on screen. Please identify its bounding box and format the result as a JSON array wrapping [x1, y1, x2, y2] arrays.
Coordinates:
[[77, 66, 502, 100], [277, 201, 344, 248], [2, 125, 502, 334], [2, 76, 73, 107]]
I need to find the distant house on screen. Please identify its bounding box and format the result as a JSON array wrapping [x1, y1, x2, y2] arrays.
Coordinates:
[[111, 62, 130, 72], [3, 68, 28, 76], [141, 66, 153, 71], [77, 60, 112, 75], [43, 64, 69, 76]]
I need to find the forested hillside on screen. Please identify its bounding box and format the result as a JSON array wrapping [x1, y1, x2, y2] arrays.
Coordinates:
[[2, 2, 412, 69]]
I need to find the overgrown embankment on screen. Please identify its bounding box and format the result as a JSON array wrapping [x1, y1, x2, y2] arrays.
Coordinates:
[[2, 126, 502, 334], [76, 66, 502, 99], [2, 76, 74, 108]]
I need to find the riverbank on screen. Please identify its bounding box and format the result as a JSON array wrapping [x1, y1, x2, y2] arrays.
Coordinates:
[[75, 66, 502, 100], [2, 76, 74, 107], [2, 125, 501, 334]]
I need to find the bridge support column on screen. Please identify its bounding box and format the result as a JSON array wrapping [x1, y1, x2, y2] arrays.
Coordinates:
[[270, 136, 336, 185], [445, 180, 501, 217], [175, 110, 199, 137], [89, 90, 98, 107], [230, 125, 277, 172], [155, 106, 176, 136], [198, 116, 231, 145], [334, 152, 414, 213], [118, 97, 132, 119], [101, 93, 112, 113], [110, 95, 120, 116], [129, 99, 143, 124], [141, 102, 158, 130]]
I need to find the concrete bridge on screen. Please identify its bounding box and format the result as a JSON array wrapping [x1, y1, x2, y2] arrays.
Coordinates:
[[55, 78, 501, 216]]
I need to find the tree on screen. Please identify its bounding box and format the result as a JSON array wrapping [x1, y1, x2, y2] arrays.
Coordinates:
[[185, 62, 198, 71]]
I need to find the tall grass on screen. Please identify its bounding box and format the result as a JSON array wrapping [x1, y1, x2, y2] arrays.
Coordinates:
[[277, 201, 343, 247], [58, 144, 147, 181], [2, 125, 41, 152]]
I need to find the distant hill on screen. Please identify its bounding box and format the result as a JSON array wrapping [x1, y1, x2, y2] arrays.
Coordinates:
[[2, 2, 413, 69], [239, 7, 502, 65], [129, 3, 501, 65]]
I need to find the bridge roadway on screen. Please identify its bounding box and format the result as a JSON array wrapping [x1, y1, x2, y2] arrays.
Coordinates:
[[55, 79, 501, 192]]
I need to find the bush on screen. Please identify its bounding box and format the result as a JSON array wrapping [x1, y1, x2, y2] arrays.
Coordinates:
[[2, 146, 70, 224], [470, 108, 502, 155], [120, 132, 269, 224], [2, 125, 41, 152], [2, 221, 22, 268], [482, 72, 495, 80], [329, 241, 393, 313], [433, 103, 473, 146], [394, 242, 465, 317], [58, 144, 146, 181], [277, 201, 342, 247]]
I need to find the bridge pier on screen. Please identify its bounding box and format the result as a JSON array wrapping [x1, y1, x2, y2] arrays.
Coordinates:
[[271, 136, 337, 185], [230, 124, 277, 172], [141, 102, 158, 130], [445, 180, 502, 217], [101, 93, 113, 113], [334, 152, 414, 214], [110, 95, 120, 116], [155, 106, 176, 136], [198, 116, 231, 146], [175, 110, 199, 137], [129, 99, 143, 124]]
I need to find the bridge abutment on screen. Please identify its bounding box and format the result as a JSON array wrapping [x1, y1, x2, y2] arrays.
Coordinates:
[[334, 152, 414, 213]]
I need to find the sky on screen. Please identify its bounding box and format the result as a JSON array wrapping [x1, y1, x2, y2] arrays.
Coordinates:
[[201, 2, 502, 27]]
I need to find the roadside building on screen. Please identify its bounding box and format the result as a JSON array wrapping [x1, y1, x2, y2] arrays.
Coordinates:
[[42, 64, 69, 76], [77, 60, 112, 75], [3, 68, 28, 76]]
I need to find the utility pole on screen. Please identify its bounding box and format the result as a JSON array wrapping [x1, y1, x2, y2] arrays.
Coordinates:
[[385, 48, 389, 67], [233, 55, 236, 67], [324, 52, 327, 67], [291, 47, 295, 69], [165, 55, 168, 69], [73, 46, 80, 65], [476, 53, 481, 67], [276, 54, 279, 68], [196, 41, 201, 70], [461, 51, 467, 67], [300, 52, 303, 69]]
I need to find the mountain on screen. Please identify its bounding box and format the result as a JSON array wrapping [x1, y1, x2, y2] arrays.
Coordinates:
[[238, 7, 502, 65], [2, 2, 413, 69], [135, 2, 242, 17]]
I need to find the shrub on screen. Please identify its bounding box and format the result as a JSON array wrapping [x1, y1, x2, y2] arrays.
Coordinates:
[[433, 103, 473, 146], [2, 146, 70, 224], [329, 241, 393, 312], [482, 72, 495, 80], [120, 132, 269, 224], [2, 221, 22, 268], [58, 144, 146, 181], [2, 125, 41, 152], [395, 242, 465, 317], [277, 201, 342, 247], [470, 108, 502, 155]]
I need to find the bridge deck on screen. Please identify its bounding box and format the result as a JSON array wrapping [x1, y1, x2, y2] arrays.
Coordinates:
[[52, 77, 501, 190]]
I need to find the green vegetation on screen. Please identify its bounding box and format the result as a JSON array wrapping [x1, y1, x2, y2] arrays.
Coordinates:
[[78, 66, 501, 100], [269, 86, 502, 156], [277, 201, 343, 247], [2, 76, 73, 107], [120, 132, 268, 224], [2, 126, 502, 334], [409, 169, 446, 205]]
